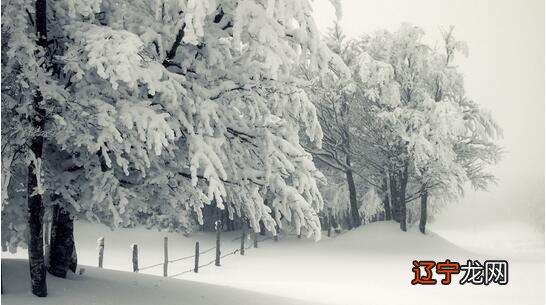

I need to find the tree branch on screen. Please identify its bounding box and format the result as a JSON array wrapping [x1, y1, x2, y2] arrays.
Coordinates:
[[163, 23, 186, 64]]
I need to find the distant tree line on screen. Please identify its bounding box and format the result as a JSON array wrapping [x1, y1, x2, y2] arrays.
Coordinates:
[[305, 23, 502, 233]]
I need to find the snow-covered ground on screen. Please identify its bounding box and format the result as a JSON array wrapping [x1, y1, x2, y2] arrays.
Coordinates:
[[3, 221, 544, 305], [1, 259, 314, 305], [432, 221, 545, 261]]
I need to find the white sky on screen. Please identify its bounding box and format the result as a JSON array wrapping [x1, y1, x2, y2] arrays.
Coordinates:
[[312, 0, 545, 225]]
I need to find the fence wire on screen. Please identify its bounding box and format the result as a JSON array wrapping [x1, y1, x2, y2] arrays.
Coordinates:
[[168, 254, 195, 263], [168, 246, 241, 278], [139, 244, 217, 270], [138, 262, 163, 271], [129, 230, 339, 276]]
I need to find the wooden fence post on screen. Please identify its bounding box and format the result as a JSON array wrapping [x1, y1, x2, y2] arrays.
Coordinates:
[[163, 237, 168, 277], [215, 221, 221, 266], [97, 237, 104, 268], [240, 229, 245, 255], [253, 231, 258, 248], [132, 244, 138, 272], [194, 242, 199, 273]]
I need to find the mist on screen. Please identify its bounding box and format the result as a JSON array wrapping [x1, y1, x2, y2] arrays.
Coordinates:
[[312, 0, 545, 229]]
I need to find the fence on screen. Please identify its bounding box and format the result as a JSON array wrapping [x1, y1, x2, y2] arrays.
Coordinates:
[[94, 224, 344, 279], [95, 226, 278, 278]]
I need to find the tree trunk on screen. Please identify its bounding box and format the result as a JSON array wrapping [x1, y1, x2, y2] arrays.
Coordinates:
[[345, 169, 361, 228], [272, 209, 281, 238], [48, 205, 77, 278], [331, 214, 338, 231], [27, 100, 47, 296], [326, 209, 332, 237], [43, 219, 50, 268], [27, 165, 47, 297], [259, 220, 266, 236], [419, 189, 428, 234], [345, 212, 353, 230], [382, 177, 392, 221], [27, 0, 48, 296], [398, 165, 409, 232], [389, 174, 400, 223], [382, 194, 391, 221]]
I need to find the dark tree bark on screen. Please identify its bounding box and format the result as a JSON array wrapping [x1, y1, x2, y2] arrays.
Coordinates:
[[27, 0, 48, 297], [381, 177, 392, 221], [27, 165, 47, 297], [389, 165, 408, 231], [345, 212, 353, 230], [398, 165, 409, 232], [345, 169, 361, 228], [200, 203, 245, 232], [419, 188, 428, 234], [383, 194, 392, 221], [48, 205, 77, 278], [389, 174, 400, 223], [326, 209, 332, 237], [331, 213, 339, 231], [214, 224, 221, 266], [259, 220, 266, 236], [272, 209, 281, 239]]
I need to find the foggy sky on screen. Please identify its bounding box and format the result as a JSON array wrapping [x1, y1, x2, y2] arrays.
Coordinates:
[[312, 0, 545, 226]]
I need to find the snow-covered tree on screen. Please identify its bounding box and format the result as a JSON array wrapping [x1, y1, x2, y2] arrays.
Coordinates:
[[301, 23, 371, 228], [359, 186, 384, 224], [355, 24, 502, 232], [317, 166, 352, 229], [307, 23, 501, 233], [2, 0, 343, 296]]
